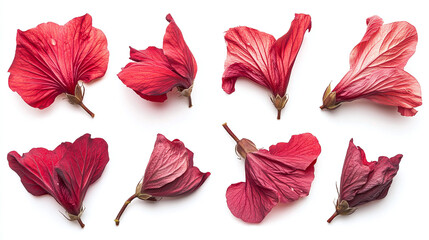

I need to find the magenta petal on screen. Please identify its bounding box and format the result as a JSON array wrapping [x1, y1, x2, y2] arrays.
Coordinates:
[[163, 14, 197, 83], [226, 177, 278, 223]]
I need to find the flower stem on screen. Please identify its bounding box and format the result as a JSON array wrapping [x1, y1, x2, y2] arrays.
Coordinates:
[[327, 211, 338, 223], [188, 95, 193, 108], [78, 101, 95, 118], [115, 194, 137, 226], [277, 109, 281, 120], [222, 123, 239, 143], [77, 217, 85, 228]]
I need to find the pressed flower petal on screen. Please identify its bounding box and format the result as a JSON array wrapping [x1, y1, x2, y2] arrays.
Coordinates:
[[226, 176, 278, 223], [8, 14, 109, 109], [269, 14, 311, 96], [222, 26, 275, 94], [55, 134, 109, 214], [163, 14, 197, 83], [142, 134, 191, 190]]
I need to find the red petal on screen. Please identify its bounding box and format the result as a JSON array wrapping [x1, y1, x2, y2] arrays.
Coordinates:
[[222, 26, 275, 94], [163, 14, 197, 83], [142, 134, 191, 190], [269, 14, 311, 96], [339, 139, 375, 202], [55, 134, 109, 214], [332, 16, 421, 115], [226, 133, 320, 223], [248, 133, 320, 203], [8, 143, 70, 197], [349, 154, 401, 207], [8, 14, 109, 109], [226, 177, 278, 223], [118, 61, 186, 101]]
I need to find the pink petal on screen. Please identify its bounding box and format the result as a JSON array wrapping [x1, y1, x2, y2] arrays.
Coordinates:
[[222, 26, 275, 93], [8, 14, 109, 109], [55, 134, 109, 215], [337, 68, 421, 116], [142, 134, 191, 190], [163, 14, 197, 84], [226, 176, 278, 223], [330, 16, 421, 115], [269, 14, 311, 96]]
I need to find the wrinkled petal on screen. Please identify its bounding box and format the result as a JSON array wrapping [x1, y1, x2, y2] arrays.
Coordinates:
[[248, 133, 320, 203], [349, 154, 401, 207], [8, 14, 109, 109], [222, 26, 275, 94], [142, 134, 191, 190], [55, 134, 109, 215], [339, 139, 375, 202], [327, 16, 421, 115], [269, 14, 311, 96], [163, 14, 197, 83], [226, 176, 278, 223]]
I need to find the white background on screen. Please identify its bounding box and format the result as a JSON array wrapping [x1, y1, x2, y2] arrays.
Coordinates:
[[0, 0, 428, 239]]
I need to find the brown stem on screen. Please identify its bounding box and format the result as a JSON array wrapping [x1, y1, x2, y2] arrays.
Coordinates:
[[277, 109, 281, 120], [78, 101, 95, 118], [115, 194, 137, 226], [188, 95, 193, 108], [77, 217, 85, 228], [222, 123, 239, 143], [327, 211, 338, 223]]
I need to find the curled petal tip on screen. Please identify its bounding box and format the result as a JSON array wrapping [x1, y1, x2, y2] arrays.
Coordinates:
[[166, 14, 173, 22]]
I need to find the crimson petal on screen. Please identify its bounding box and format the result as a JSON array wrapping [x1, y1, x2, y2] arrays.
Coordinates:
[[8, 14, 109, 116], [7, 134, 109, 227]]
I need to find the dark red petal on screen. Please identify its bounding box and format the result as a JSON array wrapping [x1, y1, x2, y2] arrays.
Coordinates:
[[55, 134, 109, 215], [339, 139, 375, 202], [7, 143, 70, 197], [222, 26, 275, 93], [269, 14, 311, 96], [349, 154, 401, 207], [141, 134, 191, 190], [118, 61, 187, 101], [226, 177, 278, 223], [163, 14, 197, 83], [8, 14, 109, 109], [248, 133, 320, 203]]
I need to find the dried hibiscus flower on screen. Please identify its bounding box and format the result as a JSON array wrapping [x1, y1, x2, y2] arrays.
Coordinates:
[[114, 134, 210, 225], [327, 139, 401, 223], [7, 134, 109, 228], [222, 123, 321, 223], [321, 16, 421, 116], [118, 14, 197, 107], [222, 14, 311, 119], [8, 14, 109, 118]]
